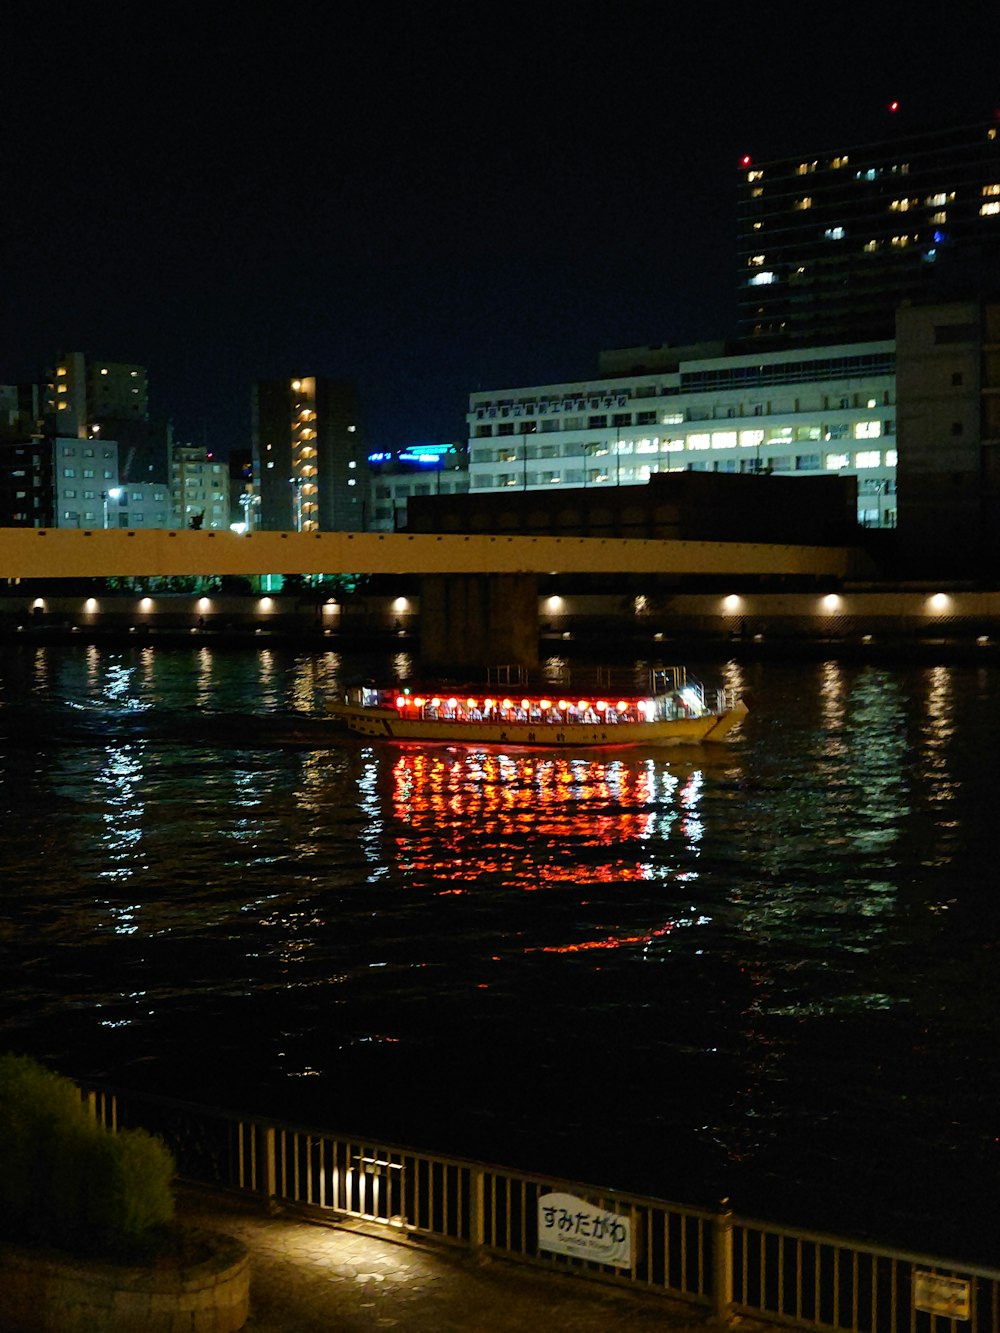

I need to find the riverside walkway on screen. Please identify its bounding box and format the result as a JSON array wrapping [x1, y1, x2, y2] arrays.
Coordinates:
[[176, 1184, 722, 1332]]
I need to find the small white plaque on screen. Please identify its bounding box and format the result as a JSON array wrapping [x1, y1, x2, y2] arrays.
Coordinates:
[[537, 1191, 632, 1268], [913, 1271, 971, 1320]]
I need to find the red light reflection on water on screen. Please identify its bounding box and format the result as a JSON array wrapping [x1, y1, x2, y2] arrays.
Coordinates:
[[528, 922, 676, 954], [390, 750, 696, 890]]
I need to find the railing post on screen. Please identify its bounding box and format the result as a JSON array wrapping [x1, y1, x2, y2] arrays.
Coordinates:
[[712, 1198, 734, 1326], [262, 1125, 277, 1210], [470, 1166, 485, 1257]]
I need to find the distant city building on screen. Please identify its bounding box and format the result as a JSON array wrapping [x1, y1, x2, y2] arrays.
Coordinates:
[[170, 442, 230, 529], [367, 443, 468, 531], [0, 437, 51, 527], [895, 294, 1000, 574], [52, 435, 121, 527], [467, 339, 898, 529], [0, 382, 41, 440], [251, 377, 366, 531], [737, 120, 1000, 346], [43, 351, 170, 483]]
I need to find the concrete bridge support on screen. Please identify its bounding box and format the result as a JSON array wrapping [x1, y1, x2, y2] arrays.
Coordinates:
[[420, 573, 538, 672]]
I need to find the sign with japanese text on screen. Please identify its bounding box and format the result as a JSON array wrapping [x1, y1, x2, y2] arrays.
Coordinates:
[[913, 1271, 971, 1320], [537, 1191, 632, 1268]]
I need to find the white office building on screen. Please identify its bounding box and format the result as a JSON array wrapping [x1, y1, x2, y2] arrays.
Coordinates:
[[467, 339, 897, 529]]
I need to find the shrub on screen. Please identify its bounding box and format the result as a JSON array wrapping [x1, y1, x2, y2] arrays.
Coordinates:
[[0, 1053, 175, 1259]]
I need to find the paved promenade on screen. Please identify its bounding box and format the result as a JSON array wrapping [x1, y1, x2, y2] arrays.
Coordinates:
[[177, 1185, 719, 1332]]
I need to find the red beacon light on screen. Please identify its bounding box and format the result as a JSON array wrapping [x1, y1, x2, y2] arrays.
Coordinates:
[[889, 100, 899, 113], [740, 154, 752, 167]]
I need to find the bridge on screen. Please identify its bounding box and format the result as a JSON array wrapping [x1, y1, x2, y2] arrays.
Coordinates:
[[0, 528, 862, 668]]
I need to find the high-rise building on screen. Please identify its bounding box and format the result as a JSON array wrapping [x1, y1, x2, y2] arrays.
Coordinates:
[[467, 339, 898, 530], [737, 120, 1000, 346], [251, 377, 366, 531], [170, 442, 230, 529], [367, 443, 468, 531], [43, 352, 169, 483]]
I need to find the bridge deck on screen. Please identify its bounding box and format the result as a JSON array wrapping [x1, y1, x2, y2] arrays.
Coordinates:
[[0, 529, 856, 579]]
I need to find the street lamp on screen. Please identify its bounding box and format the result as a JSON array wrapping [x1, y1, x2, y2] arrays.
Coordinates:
[[239, 489, 261, 532], [102, 487, 123, 528], [290, 476, 304, 531]]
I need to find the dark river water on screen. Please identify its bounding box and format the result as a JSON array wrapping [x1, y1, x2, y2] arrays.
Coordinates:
[[1, 642, 999, 1263]]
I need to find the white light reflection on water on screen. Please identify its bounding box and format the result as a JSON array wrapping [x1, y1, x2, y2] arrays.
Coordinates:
[[95, 742, 147, 935], [194, 646, 215, 709], [289, 650, 342, 712], [357, 750, 387, 880]]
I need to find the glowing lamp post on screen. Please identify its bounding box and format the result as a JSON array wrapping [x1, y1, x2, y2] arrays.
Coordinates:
[[102, 487, 124, 528]]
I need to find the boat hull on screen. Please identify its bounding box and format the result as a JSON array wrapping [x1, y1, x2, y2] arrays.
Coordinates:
[[328, 700, 747, 748]]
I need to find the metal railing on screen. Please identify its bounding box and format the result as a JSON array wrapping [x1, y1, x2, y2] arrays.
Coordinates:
[[83, 1083, 1000, 1332]]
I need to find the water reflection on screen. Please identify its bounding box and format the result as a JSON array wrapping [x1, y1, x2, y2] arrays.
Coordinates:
[[389, 748, 707, 906]]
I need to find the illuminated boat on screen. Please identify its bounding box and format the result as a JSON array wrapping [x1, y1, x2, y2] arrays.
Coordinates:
[[328, 667, 747, 748]]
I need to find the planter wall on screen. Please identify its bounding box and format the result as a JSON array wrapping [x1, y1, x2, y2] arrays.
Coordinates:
[[0, 1229, 249, 1333]]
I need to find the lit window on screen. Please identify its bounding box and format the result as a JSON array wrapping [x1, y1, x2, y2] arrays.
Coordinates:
[[830, 155, 849, 169], [739, 429, 764, 448], [749, 254, 765, 266], [890, 235, 912, 248], [983, 184, 1000, 197], [752, 221, 763, 230], [855, 421, 881, 439], [749, 271, 776, 285], [794, 196, 813, 210], [930, 211, 947, 224], [855, 451, 881, 468], [825, 453, 849, 470], [824, 226, 846, 240], [687, 434, 710, 451], [885, 450, 897, 467], [747, 169, 764, 182], [980, 202, 1000, 217], [711, 431, 737, 449], [662, 412, 684, 425], [751, 187, 763, 198], [100, 368, 109, 376], [863, 240, 879, 253]]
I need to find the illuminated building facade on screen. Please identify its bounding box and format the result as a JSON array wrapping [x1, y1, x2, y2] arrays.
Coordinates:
[[467, 339, 898, 529], [170, 442, 229, 529], [43, 351, 168, 483], [251, 377, 366, 531], [368, 443, 468, 531], [737, 120, 1000, 345]]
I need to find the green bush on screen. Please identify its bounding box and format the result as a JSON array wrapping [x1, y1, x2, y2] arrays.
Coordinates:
[[0, 1054, 175, 1259]]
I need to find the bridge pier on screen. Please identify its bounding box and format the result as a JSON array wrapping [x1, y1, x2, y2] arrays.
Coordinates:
[[419, 573, 538, 672]]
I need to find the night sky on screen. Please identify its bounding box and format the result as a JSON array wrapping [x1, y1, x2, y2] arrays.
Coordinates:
[[2, 4, 998, 457]]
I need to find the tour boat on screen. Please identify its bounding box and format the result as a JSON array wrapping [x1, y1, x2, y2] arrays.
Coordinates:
[[327, 666, 747, 748]]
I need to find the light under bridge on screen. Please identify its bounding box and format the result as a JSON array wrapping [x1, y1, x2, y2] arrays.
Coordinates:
[[0, 528, 863, 668]]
